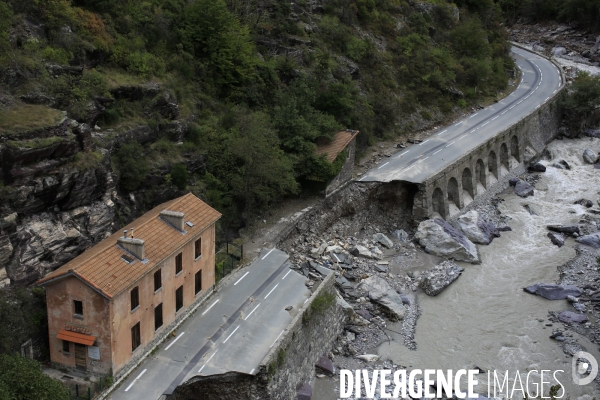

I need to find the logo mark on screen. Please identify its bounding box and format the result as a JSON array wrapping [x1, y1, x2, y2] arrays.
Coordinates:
[[572, 351, 598, 386]]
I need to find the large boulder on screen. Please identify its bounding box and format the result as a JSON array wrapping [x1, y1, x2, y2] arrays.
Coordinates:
[[315, 355, 335, 376], [418, 260, 464, 296], [528, 162, 546, 173], [547, 232, 565, 247], [558, 311, 588, 324], [372, 233, 394, 248], [454, 210, 500, 245], [547, 225, 580, 235], [349, 245, 372, 258], [583, 148, 599, 164], [514, 180, 534, 197], [415, 218, 480, 263], [358, 275, 406, 320], [576, 232, 600, 248], [523, 284, 582, 300]]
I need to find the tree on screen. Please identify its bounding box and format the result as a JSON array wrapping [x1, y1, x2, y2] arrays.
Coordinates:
[[115, 141, 149, 192], [226, 109, 298, 216], [562, 72, 600, 130], [0, 354, 68, 400], [179, 0, 256, 93], [170, 164, 188, 190]]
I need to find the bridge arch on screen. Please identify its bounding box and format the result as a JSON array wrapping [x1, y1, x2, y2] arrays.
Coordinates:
[[475, 158, 486, 193], [488, 150, 498, 180], [447, 177, 460, 210], [510, 135, 520, 162], [432, 187, 445, 218], [500, 142, 510, 172], [462, 167, 474, 200]]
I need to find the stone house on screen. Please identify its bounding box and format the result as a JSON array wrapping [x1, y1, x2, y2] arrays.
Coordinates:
[[37, 193, 221, 376], [316, 130, 359, 196]]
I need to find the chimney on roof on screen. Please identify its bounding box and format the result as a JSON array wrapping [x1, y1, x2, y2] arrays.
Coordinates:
[[117, 236, 145, 260], [123, 230, 127, 238], [130, 227, 135, 238], [160, 210, 185, 231]]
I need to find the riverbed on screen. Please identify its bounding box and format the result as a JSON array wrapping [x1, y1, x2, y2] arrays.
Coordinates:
[[314, 137, 600, 399]]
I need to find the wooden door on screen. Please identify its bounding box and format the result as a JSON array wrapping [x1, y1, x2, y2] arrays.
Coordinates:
[[74, 344, 86, 371]]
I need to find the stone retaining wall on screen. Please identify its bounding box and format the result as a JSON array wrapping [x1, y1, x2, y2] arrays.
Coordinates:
[[170, 272, 344, 400]]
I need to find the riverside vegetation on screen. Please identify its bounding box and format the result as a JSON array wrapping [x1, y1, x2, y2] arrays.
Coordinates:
[[0, 0, 599, 396]]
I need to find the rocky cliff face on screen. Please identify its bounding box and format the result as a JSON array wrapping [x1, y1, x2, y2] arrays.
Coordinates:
[[0, 117, 118, 286]]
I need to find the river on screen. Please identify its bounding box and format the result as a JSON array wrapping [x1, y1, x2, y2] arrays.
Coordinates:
[[314, 137, 600, 399]]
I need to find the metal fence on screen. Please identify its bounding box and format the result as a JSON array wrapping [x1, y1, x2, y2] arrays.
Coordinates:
[[66, 376, 112, 400], [215, 241, 243, 283]]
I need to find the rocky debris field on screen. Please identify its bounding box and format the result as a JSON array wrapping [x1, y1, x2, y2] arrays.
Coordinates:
[[509, 22, 600, 79]]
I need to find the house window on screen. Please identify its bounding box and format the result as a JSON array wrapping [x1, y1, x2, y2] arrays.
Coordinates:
[[175, 286, 183, 312], [130, 287, 139, 311], [175, 253, 182, 275], [155, 303, 163, 331], [195, 270, 202, 295], [131, 323, 141, 352], [73, 300, 83, 316], [62, 340, 70, 353], [195, 238, 201, 259], [154, 269, 162, 292]]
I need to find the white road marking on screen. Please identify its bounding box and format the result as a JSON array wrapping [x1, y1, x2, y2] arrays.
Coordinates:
[[304, 298, 309, 304], [422, 157, 429, 161], [517, 100, 523, 105], [553, 90, 557, 94], [207, 350, 218, 363], [481, 121, 489, 127], [250, 368, 255, 374], [545, 97, 550, 102], [261, 249, 275, 260], [270, 330, 285, 348], [433, 149, 443, 155], [223, 325, 240, 343], [377, 162, 390, 169], [124, 369, 147, 392], [470, 129, 476, 133], [458, 135, 467, 140], [437, 130, 447, 136], [198, 365, 206, 373], [245, 303, 261, 320], [202, 300, 220, 316], [445, 141, 455, 148], [470, 113, 478, 118], [491, 116, 498, 121], [282, 270, 292, 279], [358, 175, 367, 181], [264, 284, 279, 299], [234, 271, 250, 285], [419, 140, 429, 145], [165, 332, 185, 350], [400, 151, 408, 156]]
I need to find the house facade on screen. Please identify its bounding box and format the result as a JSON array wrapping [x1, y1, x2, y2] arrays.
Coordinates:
[[37, 193, 221, 377]]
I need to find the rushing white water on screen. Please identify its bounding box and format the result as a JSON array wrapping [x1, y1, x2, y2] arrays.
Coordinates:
[[375, 137, 600, 398]]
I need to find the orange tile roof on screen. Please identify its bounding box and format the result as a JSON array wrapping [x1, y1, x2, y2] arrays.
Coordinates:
[[56, 329, 97, 346], [315, 130, 359, 163], [38, 193, 221, 298]]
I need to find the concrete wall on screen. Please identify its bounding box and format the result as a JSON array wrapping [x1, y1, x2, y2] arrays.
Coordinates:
[[170, 272, 344, 400], [325, 139, 356, 197], [412, 94, 563, 221], [112, 224, 216, 376], [46, 276, 112, 375]]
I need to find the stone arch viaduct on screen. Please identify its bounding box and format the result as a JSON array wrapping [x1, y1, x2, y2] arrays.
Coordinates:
[[411, 95, 562, 221]]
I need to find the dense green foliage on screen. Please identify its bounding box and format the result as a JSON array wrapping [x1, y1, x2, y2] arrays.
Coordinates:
[[170, 164, 188, 190], [0, 0, 513, 230], [0, 287, 48, 356], [496, 0, 600, 32], [562, 72, 600, 130], [0, 354, 67, 400]]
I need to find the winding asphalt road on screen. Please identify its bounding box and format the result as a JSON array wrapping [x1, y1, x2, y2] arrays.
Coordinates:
[[359, 46, 563, 184], [109, 249, 311, 400]]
